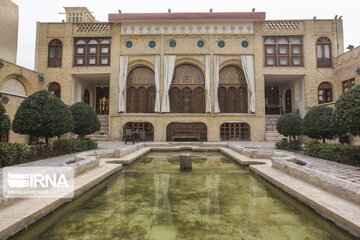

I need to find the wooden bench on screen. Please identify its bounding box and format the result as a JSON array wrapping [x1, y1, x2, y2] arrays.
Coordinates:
[[171, 131, 200, 141]]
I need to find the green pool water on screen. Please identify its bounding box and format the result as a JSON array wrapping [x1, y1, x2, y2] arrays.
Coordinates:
[[12, 151, 355, 240]]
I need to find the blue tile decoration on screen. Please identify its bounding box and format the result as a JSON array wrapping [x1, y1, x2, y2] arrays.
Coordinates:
[[218, 40, 225, 48], [197, 40, 205, 48], [149, 40, 156, 48], [126, 41, 133, 48], [242, 40, 249, 48], [169, 40, 176, 48]]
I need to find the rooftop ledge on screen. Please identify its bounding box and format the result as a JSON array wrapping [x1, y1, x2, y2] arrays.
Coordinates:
[[108, 12, 266, 22]]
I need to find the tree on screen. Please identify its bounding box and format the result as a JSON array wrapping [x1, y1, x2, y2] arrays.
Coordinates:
[[301, 105, 336, 143], [70, 102, 100, 138], [332, 84, 360, 137], [12, 90, 74, 147], [0, 102, 11, 137], [276, 113, 302, 141]]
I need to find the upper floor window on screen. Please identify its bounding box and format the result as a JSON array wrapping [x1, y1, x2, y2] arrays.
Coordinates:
[[48, 39, 62, 68], [264, 36, 303, 67], [74, 38, 111, 67], [316, 37, 332, 68], [126, 67, 155, 113], [342, 78, 356, 92], [218, 66, 248, 113], [169, 64, 205, 113], [318, 82, 332, 104]]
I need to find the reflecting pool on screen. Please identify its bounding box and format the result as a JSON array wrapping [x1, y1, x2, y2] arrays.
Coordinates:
[[12, 151, 355, 240]]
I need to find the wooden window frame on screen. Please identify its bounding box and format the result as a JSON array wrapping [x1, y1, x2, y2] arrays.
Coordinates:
[[316, 37, 332, 68], [48, 82, 61, 99], [126, 67, 155, 113], [123, 122, 154, 141], [342, 78, 356, 93], [169, 64, 205, 114], [48, 39, 63, 68], [166, 122, 207, 142], [264, 36, 303, 67], [74, 38, 111, 67], [218, 66, 248, 113], [220, 122, 250, 141], [318, 82, 332, 104]]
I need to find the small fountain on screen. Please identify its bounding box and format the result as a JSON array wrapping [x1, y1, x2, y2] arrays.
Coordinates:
[[180, 153, 192, 170]]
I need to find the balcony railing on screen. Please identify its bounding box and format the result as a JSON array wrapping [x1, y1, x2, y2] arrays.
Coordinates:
[[317, 58, 332, 68]]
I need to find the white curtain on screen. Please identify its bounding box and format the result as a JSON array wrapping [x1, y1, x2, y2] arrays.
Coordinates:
[[118, 55, 129, 112], [205, 55, 211, 113], [154, 55, 161, 112], [213, 55, 220, 113], [241, 55, 256, 113], [161, 55, 176, 112]]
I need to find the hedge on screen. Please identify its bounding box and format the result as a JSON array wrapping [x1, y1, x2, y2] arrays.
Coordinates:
[[52, 139, 97, 155], [275, 140, 303, 151], [0, 139, 97, 167], [0, 143, 30, 167], [304, 143, 360, 167]]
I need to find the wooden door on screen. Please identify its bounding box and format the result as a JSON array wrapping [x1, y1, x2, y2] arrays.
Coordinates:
[[96, 87, 109, 114], [285, 89, 292, 113]]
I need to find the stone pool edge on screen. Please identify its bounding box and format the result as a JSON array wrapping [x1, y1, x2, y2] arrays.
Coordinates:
[[1, 142, 360, 239]]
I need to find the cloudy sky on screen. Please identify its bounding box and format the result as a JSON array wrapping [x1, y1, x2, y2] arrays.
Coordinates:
[[12, 0, 360, 70]]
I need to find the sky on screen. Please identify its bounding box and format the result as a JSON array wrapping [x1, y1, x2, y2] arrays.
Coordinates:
[[12, 0, 360, 70]]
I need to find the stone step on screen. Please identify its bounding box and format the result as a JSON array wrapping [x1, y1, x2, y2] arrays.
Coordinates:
[[97, 115, 109, 135], [265, 131, 285, 142], [86, 135, 108, 141]]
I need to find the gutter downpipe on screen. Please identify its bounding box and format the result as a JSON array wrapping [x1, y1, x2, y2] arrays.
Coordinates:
[[335, 15, 340, 56]]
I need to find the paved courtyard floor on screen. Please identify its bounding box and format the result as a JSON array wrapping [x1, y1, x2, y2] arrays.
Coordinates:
[[232, 141, 360, 185]]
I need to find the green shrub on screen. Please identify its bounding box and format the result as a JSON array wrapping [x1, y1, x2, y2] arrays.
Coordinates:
[[332, 84, 360, 137], [276, 113, 302, 141], [275, 139, 303, 151], [70, 102, 100, 138], [52, 139, 97, 155], [301, 105, 336, 143], [0, 102, 11, 136], [304, 143, 360, 166], [0, 143, 30, 167], [12, 90, 74, 147]]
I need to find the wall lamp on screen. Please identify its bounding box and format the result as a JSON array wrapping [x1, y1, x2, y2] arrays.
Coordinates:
[[1, 94, 9, 104], [356, 68, 360, 75], [0, 60, 4, 68], [38, 74, 44, 81]]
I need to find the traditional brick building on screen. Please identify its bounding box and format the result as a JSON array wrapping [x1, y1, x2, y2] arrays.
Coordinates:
[[1, 6, 359, 144]]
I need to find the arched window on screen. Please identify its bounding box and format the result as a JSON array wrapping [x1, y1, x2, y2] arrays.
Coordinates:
[[126, 67, 155, 113], [169, 64, 205, 113], [220, 122, 250, 141], [83, 89, 90, 104], [218, 66, 248, 113], [1, 78, 26, 96], [48, 39, 62, 67], [166, 122, 207, 142], [48, 82, 61, 98], [316, 37, 332, 68], [318, 82, 332, 104], [123, 122, 154, 141]]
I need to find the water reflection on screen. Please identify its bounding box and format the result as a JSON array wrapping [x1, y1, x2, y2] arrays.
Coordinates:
[[11, 151, 356, 240]]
